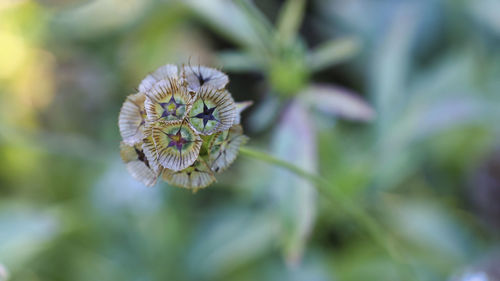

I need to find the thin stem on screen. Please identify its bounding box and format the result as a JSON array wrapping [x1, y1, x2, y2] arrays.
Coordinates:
[[239, 146, 320, 183], [239, 145, 417, 280]]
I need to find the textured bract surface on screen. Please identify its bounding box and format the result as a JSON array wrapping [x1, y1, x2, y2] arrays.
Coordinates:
[[188, 87, 236, 135], [151, 121, 201, 171], [162, 159, 216, 189], [118, 64, 251, 190], [118, 93, 147, 145]]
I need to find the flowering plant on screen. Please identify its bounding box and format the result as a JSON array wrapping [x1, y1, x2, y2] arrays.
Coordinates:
[[119, 64, 251, 190]]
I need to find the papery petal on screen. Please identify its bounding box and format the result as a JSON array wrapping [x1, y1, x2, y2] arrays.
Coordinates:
[[142, 132, 162, 173], [208, 125, 248, 173], [139, 64, 179, 93], [153, 64, 179, 81], [126, 161, 158, 187], [188, 87, 236, 135], [138, 75, 157, 94], [183, 65, 229, 92], [118, 93, 146, 145], [162, 158, 215, 190], [151, 121, 202, 171], [120, 142, 158, 187]]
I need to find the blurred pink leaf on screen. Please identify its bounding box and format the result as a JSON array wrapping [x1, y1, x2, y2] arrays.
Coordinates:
[[0, 263, 7, 281], [301, 84, 375, 122], [270, 99, 317, 265]]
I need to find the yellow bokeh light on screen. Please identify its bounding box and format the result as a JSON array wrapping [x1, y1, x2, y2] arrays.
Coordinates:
[[0, 30, 28, 79], [0, 0, 55, 131]]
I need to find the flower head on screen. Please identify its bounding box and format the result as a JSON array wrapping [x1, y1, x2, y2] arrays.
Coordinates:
[[118, 63, 251, 190]]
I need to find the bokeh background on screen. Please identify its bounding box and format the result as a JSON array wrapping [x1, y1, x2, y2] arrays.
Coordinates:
[[1, 0, 500, 280]]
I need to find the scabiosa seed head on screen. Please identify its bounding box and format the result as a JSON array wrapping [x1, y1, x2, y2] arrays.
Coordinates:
[[118, 63, 251, 190]]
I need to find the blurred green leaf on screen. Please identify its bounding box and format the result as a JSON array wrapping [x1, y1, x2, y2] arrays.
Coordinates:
[[247, 94, 282, 132], [184, 0, 271, 53], [469, 0, 500, 35], [371, 6, 419, 132], [233, 0, 275, 46], [276, 0, 306, 45], [187, 209, 278, 279], [374, 52, 500, 189], [0, 203, 60, 271], [392, 201, 470, 257], [264, 253, 331, 281], [53, 0, 154, 38], [335, 243, 401, 281], [384, 198, 475, 276], [216, 50, 263, 72], [307, 37, 361, 72]]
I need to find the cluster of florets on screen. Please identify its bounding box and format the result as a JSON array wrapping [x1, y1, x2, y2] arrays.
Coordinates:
[[118, 64, 251, 190]]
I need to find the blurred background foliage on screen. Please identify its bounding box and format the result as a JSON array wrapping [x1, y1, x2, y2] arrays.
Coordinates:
[[1, 0, 500, 280]]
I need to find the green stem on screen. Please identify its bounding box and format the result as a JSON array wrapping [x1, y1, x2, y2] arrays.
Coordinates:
[[239, 146, 321, 184], [239, 146, 417, 280]]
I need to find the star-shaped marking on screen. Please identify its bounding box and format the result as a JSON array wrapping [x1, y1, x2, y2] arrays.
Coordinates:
[[196, 72, 209, 86], [194, 102, 217, 129], [159, 95, 184, 118], [167, 130, 188, 152]]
